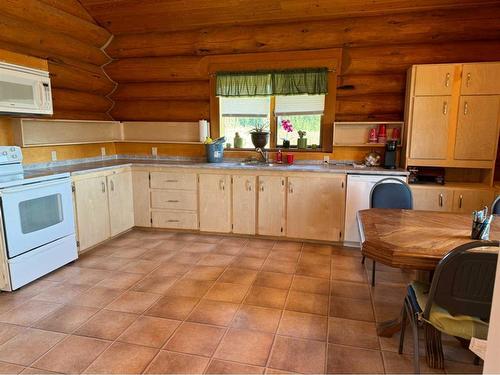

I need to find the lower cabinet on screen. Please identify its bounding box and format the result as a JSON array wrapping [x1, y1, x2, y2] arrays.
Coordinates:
[[412, 185, 494, 213], [132, 170, 151, 227], [73, 168, 134, 252], [287, 175, 346, 241], [257, 175, 286, 237], [199, 174, 231, 233], [232, 175, 256, 235]]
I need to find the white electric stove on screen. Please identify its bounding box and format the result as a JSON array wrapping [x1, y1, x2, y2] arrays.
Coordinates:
[[0, 146, 77, 291]]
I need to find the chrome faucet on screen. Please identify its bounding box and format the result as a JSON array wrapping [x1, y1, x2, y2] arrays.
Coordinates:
[[255, 148, 269, 162]]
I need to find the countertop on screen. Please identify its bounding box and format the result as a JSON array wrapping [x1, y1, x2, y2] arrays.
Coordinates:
[[24, 158, 409, 179]]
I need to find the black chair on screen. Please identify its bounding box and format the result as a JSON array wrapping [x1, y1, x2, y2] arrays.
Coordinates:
[[399, 240, 499, 373], [492, 195, 500, 214], [362, 177, 413, 286]]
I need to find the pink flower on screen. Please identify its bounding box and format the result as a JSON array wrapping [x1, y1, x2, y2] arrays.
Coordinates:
[[281, 119, 294, 133]]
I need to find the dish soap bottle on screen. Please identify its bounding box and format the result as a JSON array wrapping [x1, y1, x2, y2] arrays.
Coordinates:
[[234, 132, 243, 148]]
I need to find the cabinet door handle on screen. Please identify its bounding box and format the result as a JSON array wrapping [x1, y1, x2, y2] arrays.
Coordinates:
[[466, 72, 471, 87], [442, 101, 448, 115], [110, 180, 114, 192], [464, 101, 469, 115], [167, 219, 180, 223], [246, 180, 252, 192], [445, 72, 451, 87], [259, 182, 264, 192], [165, 179, 178, 183], [459, 194, 463, 209], [219, 179, 225, 191], [167, 199, 179, 203], [288, 182, 293, 194], [101, 181, 106, 193], [439, 193, 443, 207]]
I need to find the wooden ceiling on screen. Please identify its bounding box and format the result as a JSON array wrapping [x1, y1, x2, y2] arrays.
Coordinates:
[[78, 0, 500, 34]]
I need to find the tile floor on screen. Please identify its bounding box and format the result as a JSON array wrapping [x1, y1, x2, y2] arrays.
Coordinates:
[[0, 230, 483, 374]]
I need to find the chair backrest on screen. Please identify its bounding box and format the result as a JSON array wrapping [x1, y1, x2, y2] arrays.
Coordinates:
[[424, 240, 499, 321], [369, 177, 413, 209], [492, 195, 500, 215]]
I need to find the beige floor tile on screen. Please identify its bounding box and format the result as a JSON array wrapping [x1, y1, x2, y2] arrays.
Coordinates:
[[205, 282, 249, 303], [31, 284, 89, 304], [84, 342, 158, 374], [262, 259, 297, 274], [246, 238, 275, 249], [272, 241, 302, 251], [0, 360, 24, 374], [329, 296, 375, 322], [235, 256, 266, 270], [244, 286, 288, 309], [0, 323, 25, 346], [198, 254, 235, 267], [254, 272, 293, 290], [68, 286, 123, 308], [32, 335, 110, 373], [219, 268, 258, 285], [326, 344, 384, 374], [164, 322, 225, 357], [296, 262, 330, 279], [0, 300, 62, 326], [144, 351, 209, 374], [149, 262, 192, 278], [0, 328, 65, 366], [330, 280, 371, 300], [166, 279, 214, 298], [291, 275, 330, 295], [118, 316, 180, 348], [95, 272, 143, 290], [119, 259, 160, 274], [286, 291, 329, 316], [75, 310, 138, 340], [268, 335, 326, 374], [105, 290, 160, 314], [132, 276, 178, 294], [183, 266, 225, 281], [382, 350, 445, 374], [328, 317, 379, 350], [146, 296, 199, 320], [206, 359, 265, 374]]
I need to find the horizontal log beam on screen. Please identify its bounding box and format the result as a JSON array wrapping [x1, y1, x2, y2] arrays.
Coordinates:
[[107, 5, 500, 58], [111, 81, 210, 101], [0, 0, 110, 48], [335, 113, 403, 122], [51, 110, 112, 121], [39, 0, 96, 23], [0, 14, 109, 66], [52, 88, 113, 113], [336, 94, 404, 116], [111, 100, 209, 122], [337, 74, 406, 97], [49, 61, 116, 95]]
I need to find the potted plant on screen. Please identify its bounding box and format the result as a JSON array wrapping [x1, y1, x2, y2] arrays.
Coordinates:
[[281, 119, 293, 148], [297, 130, 307, 149], [250, 123, 269, 149]]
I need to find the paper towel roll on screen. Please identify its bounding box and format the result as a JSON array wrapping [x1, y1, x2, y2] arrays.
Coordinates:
[[199, 119, 208, 142]]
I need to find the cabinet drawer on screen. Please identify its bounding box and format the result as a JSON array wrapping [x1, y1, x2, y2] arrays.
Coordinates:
[[411, 186, 453, 212], [151, 190, 197, 210], [150, 172, 197, 190], [152, 210, 198, 230]]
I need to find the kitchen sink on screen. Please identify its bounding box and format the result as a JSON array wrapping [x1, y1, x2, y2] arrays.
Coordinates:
[[239, 160, 279, 167]]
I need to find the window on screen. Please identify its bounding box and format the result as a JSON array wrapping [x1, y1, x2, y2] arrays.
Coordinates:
[[219, 95, 324, 149]]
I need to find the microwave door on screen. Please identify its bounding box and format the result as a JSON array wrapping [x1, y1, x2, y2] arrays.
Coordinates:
[[0, 69, 39, 112]]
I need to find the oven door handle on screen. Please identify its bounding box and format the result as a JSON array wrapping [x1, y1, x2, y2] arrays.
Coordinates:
[[1, 178, 71, 195]]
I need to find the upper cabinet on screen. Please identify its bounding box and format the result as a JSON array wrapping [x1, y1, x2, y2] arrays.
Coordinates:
[[461, 63, 500, 95], [404, 62, 500, 169], [414, 64, 457, 96]]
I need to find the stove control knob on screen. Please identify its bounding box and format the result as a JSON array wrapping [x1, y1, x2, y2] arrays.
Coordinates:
[[9, 147, 15, 151], [11, 154, 17, 159], [1, 151, 7, 156]]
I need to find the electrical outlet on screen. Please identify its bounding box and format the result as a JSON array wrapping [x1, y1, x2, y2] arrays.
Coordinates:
[[51, 151, 57, 161], [152, 147, 158, 158], [101, 147, 106, 157], [323, 155, 330, 164]]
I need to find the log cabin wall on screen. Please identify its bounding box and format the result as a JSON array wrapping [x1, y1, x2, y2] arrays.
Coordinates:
[[0, 0, 117, 163], [104, 5, 500, 160]]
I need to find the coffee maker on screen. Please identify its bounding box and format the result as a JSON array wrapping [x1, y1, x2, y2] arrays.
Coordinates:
[[384, 140, 397, 169]]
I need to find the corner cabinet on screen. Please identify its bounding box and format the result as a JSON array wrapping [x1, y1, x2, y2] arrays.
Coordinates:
[[73, 167, 134, 252], [199, 174, 231, 233], [286, 175, 346, 241]]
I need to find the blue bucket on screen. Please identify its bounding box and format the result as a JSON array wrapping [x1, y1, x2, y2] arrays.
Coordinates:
[[206, 137, 225, 163]]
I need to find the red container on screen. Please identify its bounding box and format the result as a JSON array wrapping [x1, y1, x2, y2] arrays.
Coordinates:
[[286, 154, 294, 164], [377, 124, 387, 137]]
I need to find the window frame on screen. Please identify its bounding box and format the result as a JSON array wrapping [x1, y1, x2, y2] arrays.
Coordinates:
[[208, 48, 340, 153]]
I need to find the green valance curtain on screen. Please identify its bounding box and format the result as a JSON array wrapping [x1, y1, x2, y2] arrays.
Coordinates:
[[216, 68, 328, 97]]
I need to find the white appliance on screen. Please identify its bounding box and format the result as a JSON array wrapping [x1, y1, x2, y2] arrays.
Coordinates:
[[0, 146, 77, 291], [0, 62, 53, 115], [344, 174, 407, 247]]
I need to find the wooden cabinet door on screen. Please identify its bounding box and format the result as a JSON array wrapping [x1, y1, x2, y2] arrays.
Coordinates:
[[461, 63, 500, 95], [409, 96, 451, 160], [411, 186, 453, 212], [452, 189, 494, 213], [454, 96, 500, 161], [286, 175, 345, 241], [257, 175, 286, 237], [132, 170, 151, 227], [108, 171, 134, 236], [414, 64, 455, 96], [74, 176, 110, 251], [232, 175, 256, 235], [199, 174, 231, 233]]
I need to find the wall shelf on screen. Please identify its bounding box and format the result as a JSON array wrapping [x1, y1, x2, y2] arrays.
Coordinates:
[[333, 121, 404, 147]]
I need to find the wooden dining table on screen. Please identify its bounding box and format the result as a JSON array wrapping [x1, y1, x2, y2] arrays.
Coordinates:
[[357, 208, 500, 336]]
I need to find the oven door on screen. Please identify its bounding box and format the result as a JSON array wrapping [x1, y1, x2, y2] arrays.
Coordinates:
[[1, 178, 75, 258]]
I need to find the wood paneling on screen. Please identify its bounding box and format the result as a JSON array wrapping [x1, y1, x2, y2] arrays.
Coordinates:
[[80, 0, 499, 34], [111, 81, 210, 101], [0, 0, 114, 124], [111, 101, 209, 122], [107, 6, 500, 58]]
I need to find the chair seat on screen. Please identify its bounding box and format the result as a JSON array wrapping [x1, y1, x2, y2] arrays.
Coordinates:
[[409, 281, 489, 340]]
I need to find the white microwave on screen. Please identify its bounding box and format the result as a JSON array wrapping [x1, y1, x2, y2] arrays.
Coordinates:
[[0, 61, 53, 115]]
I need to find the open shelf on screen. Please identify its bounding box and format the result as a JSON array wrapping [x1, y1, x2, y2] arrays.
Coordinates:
[[333, 121, 404, 147]]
